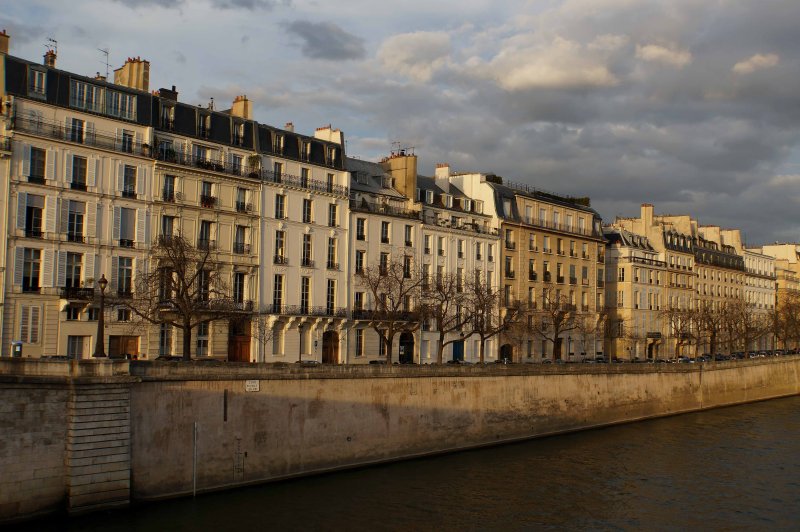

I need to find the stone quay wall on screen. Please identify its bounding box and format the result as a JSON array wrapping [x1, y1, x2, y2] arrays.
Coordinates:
[[1, 357, 798, 522]]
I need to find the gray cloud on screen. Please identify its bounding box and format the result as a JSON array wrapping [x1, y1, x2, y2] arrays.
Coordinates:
[[110, 0, 285, 9], [285, 20, 365, 61]]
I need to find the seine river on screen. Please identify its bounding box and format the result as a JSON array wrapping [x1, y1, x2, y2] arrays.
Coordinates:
[[21, 396, 800, 531]]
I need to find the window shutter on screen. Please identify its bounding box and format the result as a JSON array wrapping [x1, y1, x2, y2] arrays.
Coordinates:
[[65, 116, 71, 138], [85, 253, 96, 284], [21, 145, 31, 177], [46, 148, 56, 181], [16, 192, 26, 230], [87, 201, 97, 238], [86, 122, 95, 143], [65, 153, 73, 183], [45, 196, 57, 234], [13, 248, 23, 286], [42, 249, 55, 288], [30, 306, 40, 344], [136, 258, 149, 292], [115, 128, 121, 150], [137, 166, 146, 196], [60, 199, 69, 233], [136, 208, 147, 244], [134, 131, 141, 151], [20, 306, 29, 343], [112, 206, 121, 241], [56, 251, 67, 288], [87, 157, 97, 188], [110, 257, 119, 293], [117, 162, 124, 193]]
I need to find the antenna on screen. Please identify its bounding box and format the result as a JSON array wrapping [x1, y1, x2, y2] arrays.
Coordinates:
[[45, 37, 57, 55], [98, 47, 110, 79]]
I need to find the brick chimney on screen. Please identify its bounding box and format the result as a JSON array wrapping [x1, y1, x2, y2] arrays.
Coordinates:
[[44, 49, 56, 68], [314, 124, 343, 145], [284, 122, 294, 132], [114, 57, 150, 92], [641, 203, 654, 226], [230, 95, 252, 120], [0, 30, 9, 55]]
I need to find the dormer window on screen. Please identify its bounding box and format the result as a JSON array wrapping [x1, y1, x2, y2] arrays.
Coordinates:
[[273, 134, 284, 154], [444, 194, 453, 208], [382, 176, 394, 189], [327, 146, 337, 165], [426, 190, 434, 204], [28, 68, 46, 98], [475, 200, 483, 214], [302, 141, 311, 161], [161, 104, 175, 130], [463, 199, 472, 212], [234, 122, 245, 146], [198, 114, 210, 138]]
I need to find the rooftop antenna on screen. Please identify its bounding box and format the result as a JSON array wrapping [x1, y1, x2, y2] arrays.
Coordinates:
[[98, 47, 110, 79], [45, 37, 57, 55]]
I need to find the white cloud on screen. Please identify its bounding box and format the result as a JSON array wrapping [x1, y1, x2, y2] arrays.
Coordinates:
[[377, 31, 451, 83], [635, 43, 692, 68], [587, 33, 629, 51], [733, 53, 779, 75]]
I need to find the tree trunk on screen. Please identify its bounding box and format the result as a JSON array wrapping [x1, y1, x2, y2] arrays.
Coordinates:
[[552, 337, 561, 360], [385, 333, 394, 364], [182, 322, 192, 361], [479, 338, 485, 364], [437, 332, 446, 364]]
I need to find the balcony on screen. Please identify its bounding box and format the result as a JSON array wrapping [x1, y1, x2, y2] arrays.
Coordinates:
[[22, 285, 41, 293], [70, 182, 87, 191], [233, 242, 250, 254], [569, 276, 577, 285], [505, 270, 516, 279], [505, 241, 516, 250], [274, 255, 288, 265], [357, 234, 366, 241], [543, 248, 552, 254], [424, 247, 431, 254], [28, 175, 46, 185], [236, 201, 253, 213], [24, 228, 43, 239], [381, 237, 390, 244], [197, 239, 216, 251], [198, 299, 254, 312], [327, 261, 340, 270], [557, 250, 565, 256], [477, 253, 483, 260], [267, 304, 347, 318], [544, 272, 552, 282], [66, 233, 85, 243], [119, 239, 134, 248], [438, 249, 445, 257], [116, 290, 133, 299], [406, 240, 413, 247], [349, 198, 420, 220], [121, 188, 137, 199], [597, 280, 605, 288], [301, 258, 315, 268], [529, 272, 537, 281], [200, 195, 217, 208], [162, 191, 183, 202], [60, 287, 94, 300]]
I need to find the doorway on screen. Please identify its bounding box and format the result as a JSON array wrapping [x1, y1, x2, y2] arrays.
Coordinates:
[[322, 330, 339, 364], [399, 332, 415, 364]]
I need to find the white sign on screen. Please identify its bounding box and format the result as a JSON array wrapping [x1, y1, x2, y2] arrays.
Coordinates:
[[245, 380, 260, 392]]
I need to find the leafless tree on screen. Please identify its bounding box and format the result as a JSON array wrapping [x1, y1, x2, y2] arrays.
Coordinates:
[[694, 300, 725, 355], [464, 270, 522, 363], [523, 288, 580, 360], [574, 308, 608, 359], [114, 234, 244, 360], [725, 298, 769, 353], [772, 290, 800, 350], [660, 304, 696, 357], [421, 271, 471, 364], [356, 258, 424, 364]]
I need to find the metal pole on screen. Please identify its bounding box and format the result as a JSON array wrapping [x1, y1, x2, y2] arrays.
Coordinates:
[[93, 274, 107, 357], [193, 421, 197, 497]]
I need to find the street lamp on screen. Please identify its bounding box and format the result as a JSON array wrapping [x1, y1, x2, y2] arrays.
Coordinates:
[[567, 336, 572, 359], [93, 274, 108, 358]]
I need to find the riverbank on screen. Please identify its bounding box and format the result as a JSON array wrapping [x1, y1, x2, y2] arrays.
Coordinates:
[[1, 356, 799, 523]]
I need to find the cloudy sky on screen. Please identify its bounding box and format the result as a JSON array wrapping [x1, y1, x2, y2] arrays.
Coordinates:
[[3, 0, 800, 244]]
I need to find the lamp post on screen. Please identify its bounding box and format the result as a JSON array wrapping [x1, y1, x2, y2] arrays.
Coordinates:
[[567, 336, 572, 360], [93, 274, 108, 358]]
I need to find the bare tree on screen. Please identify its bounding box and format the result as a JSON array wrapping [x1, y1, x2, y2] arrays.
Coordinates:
[[523, 288, 580, 360], [464, 270, 522, 363], [660, 304, 696, 357], [356, 258, 424, 364], [574, 308, 608, 359], [694, 300, 724, 356], [115, 234, 245, 360], [421, 271, 472, 364], [726, 298, 769, 353], [773, 291, 800, 350]]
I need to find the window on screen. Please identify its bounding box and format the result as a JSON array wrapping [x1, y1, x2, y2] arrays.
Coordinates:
[[326, 173, 334, 193], [326, 279, 336, 314], [273, 161, 283, 181], [29, 147, 46, 183], [505, 229, 515, 249], [327, 238, 338, 269], [196, 322, 209, 356], [356, 218, 366, 240], [426, 190, 434, 204], [379, 330, 386, 356], [161, 216, 175, 239], [122, 165, 137, 198], [24, 194, 44, 237], [198, 114, 210, 137], [20, 305, 41, 344], [274, 231, 286, 262], [233, 272, 245, 304], [529, 234, 536, 251], [198, 269, 211, 302], [488, 244, 494, 262], [236, 187, 248, 212], [543, 236, 551, 253], [476, 242, 482, 260], [300, 277, 310, 314], [275, 194, 286, 219], [380, 252, 389, 273], [457, 268, 464, 292], [303, 199, 313, 223], [69, 118, 85, 144], [403, 256, 412, 278], [355, 250, 365, 274], [65, 252, 82, 288], [273, 134, 284, 154], [163, 175, 176, 201], [200, 180, 215, 207], [381, 221, 390, 244], [67, 336, 85, 359], [160, 104, 174, 129], [301, 168, 309, 188], [302, 235, 313, 267], [29, 68, 46, 97], [120, 130, 134, 153], [117, 308, 131, 322], [234, 226, 247, 254], [67, 201, 85, 242], [66, 307, 80, 321], [117, 257, 133, 296], [438, 236, 446, 256], [70, 81, 102, 113], [159, 324, 173, 356], [231, 154, 242, 174], [86, 308, 99, 321], [505, 256, 514, 278], [405, 225, 413, 246], [106, 89, 136, 120], [618, 267, 625, 281], [424, 234, 432, 254], [23, 249, 41, 292], [355, 329, 364, 357], [457, 239, 464, 258], [328, 204, 337, 227], [198, 220, 213, 250], [71, 156, 87, 190], [354, 292, 364, 312]]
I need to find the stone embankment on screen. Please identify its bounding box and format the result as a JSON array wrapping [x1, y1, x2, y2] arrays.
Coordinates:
[[1, 357, 798, 523]]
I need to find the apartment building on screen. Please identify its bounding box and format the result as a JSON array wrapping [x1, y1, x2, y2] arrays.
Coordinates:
[[756, 244, 800, 301]]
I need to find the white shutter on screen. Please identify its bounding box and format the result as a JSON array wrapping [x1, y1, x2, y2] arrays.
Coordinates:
[[86, 201, 97, 238], [86, 122, 95, 143], [30, 307, 40, 344], [60, 199, 69, 233], [136, 258, 149, 293], [65, 152, 73, 184], [45, 196, 57, 234], [112, 206, 121, 241], [56, 251, 67, 288], [65, 116, 71, 139], [96, 204, 103, 242], [115, 128, 122, 150], [45, 148, 56, 181], [21, 145, 31, 177], [117, 162, 124, 193], [13, 247, 23, 286], [20, 306, 29, 343], [134, 131, 141, 152], [42, 249, 55, 288], [110, 257, 118, 294], [16, 193, 26, 230], [137, 166, 147, 196], [85, 253, 96, 284], [87, 157, 97, 188], [136, 208, 146, 244]]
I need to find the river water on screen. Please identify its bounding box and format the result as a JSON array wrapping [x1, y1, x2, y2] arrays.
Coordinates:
[[21, 396, 800, 531]]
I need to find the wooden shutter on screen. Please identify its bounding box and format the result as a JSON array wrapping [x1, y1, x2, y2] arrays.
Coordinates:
[[13, 248, 23, 286], [112, 206, 121, 241], [16, 192, 26, 230], [136, 258, 149, 293], [137, 166, 146, 197], [65, 152, 73, 184], [87, 157, 97, 188], [56, 251, 67, 288], [86, 201, 97, 238], [115, 128, 122, 150], [45, 148, 56, 181], [85, 253, 96, 284], [60, 199, 69, 233], [20, 306, 29, 343], [30, 306, 40, 344], [110, 257, 118, 293], [136, 208, 147, 244], [117, 162, 124, 193], [86, 122, 95, 143], [42, 249, 55, 288], [45, 196, 57, 234], [21, 145, 30, 177]]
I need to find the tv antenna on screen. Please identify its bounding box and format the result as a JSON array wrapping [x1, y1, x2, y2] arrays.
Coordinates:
[[98, 47, 110, 79], [45, 37, 57, 55]]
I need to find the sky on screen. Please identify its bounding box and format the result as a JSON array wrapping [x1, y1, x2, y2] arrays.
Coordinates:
[[2, 0, 800, 245]]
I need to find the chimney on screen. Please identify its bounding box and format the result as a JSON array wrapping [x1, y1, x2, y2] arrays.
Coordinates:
[[435, 163, 450, 180], [314, 124, 343, 145], [641, 203, 654, 226], [229, 95, 252, 120], [284, 122, 294, 133], [0, 30, 9, 55], [44, 49, 56, 68], [158, 85, 178, 101], [94, 72, 106, 82], [113, 56, 150, 92]]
